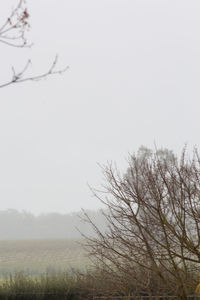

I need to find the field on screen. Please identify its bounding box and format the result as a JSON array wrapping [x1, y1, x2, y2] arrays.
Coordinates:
[[0, 239, 89, 277]]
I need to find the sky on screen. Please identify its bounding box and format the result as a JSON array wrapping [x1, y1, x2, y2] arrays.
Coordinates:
[[0, 0, 200, 214]]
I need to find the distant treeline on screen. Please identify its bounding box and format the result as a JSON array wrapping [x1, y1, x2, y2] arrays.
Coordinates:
[[0, 209, 107, 240]]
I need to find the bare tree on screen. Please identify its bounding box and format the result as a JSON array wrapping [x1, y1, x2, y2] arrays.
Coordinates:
[[84, 147, 200, 299], [0, 0, 68, 88]]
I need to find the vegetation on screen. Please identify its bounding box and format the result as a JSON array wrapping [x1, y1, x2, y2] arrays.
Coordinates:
[[0, 146, 200, 299], [84, 147, 200, 299], [0, 268, 197, 299], [2, 1, 199, 299], [0, 0, 67, 88], [0, 210, 106, 240], [0, 147, 200, 299], [0, 272, 83, 299], [0, 239, 89, 277]]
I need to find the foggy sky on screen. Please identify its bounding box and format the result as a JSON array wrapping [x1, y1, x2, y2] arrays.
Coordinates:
[[0, 0, 200, 214]]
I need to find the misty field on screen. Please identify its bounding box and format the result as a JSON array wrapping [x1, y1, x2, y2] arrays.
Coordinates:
[[0, 239, 89, 277]]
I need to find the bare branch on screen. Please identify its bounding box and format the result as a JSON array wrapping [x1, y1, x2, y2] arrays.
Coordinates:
[[0, 1, 68, 88], [83, 147, 200, 298], [0, 0, 30, 48], [0, 56, 69, 88]]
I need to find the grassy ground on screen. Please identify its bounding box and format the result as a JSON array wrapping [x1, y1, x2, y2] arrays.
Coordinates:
[[0, 272, 86, 299], [0, 239, 89, 276]]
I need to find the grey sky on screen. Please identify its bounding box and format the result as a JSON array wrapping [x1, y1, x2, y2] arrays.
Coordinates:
[[0, 0, 200, 214]]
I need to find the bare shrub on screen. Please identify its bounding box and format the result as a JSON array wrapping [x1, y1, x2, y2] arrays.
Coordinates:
[[84, 147, 200, 299]]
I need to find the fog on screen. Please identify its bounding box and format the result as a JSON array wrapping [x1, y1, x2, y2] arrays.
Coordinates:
[[0, 209, 106, 240], [0, 0, 200, 215]]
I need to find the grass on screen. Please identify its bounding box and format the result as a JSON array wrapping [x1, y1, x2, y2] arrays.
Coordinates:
[[0, 239, 196, 299], [0, 272, 82, 299], [0, 239, 89, 277]]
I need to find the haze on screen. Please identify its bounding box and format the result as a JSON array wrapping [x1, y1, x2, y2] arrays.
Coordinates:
[[0, 0, 199, 214]]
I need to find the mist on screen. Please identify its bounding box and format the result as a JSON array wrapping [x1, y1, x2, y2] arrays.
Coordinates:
[[1, 0, 200, 214], [0, 209, 106, 240]]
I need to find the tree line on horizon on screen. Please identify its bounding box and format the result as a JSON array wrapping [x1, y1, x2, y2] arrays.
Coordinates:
[[0, 209, 106, 240]]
